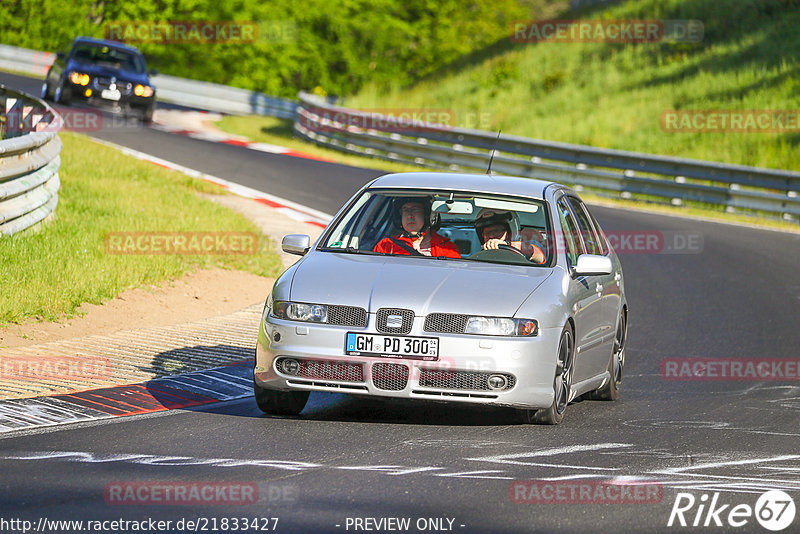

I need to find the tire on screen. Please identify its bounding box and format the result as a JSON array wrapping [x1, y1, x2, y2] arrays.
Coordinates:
[[586, 309, 626, 401], [54, 82, 70, 105], [140, 105, 154, 124], [40, 81, 50, 101], [254, 380, 309, 416], [520, 324, 574, 425]]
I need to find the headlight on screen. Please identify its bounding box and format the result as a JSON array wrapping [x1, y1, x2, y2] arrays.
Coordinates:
[[69, 72, 90, 86], [272, 301, 328, 323], [134, 84, 154, 97], [464, 316, 538, 336]]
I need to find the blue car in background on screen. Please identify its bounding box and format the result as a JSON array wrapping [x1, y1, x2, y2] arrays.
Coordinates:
[[42, 36, 157, 122]]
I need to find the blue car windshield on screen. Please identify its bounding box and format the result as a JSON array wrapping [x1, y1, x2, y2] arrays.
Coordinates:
[[71, 43, 146, 74], [320, 190, 553, 267]]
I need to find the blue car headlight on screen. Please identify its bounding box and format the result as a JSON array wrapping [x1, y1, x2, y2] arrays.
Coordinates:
[[272, 301, 328, 323]]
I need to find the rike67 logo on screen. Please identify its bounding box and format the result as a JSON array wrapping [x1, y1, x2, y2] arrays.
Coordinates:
[[668, 490, 796, 531]]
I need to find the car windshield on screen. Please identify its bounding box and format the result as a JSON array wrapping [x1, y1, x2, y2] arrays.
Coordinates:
[[71, 43, 146, 74], [320, 189, 553, 267]]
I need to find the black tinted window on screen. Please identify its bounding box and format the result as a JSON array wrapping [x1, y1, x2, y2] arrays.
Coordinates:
[[566, 196, 603, 255], [557, 199, 582, 267], [71, 43, 146, 74]]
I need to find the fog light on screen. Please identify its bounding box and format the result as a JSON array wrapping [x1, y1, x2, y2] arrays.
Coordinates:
[[487, 374, 508, 390], [281, 359, 300, 375], [273, 332, 281, 342], [84, 89, 92, 97]]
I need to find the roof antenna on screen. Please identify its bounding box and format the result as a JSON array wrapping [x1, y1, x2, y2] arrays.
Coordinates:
[[486, 130, 501, 175]]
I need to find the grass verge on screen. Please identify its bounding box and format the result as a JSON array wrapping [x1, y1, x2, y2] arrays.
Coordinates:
[[345, 0, 800, 172], [0, 131, 284, 326]]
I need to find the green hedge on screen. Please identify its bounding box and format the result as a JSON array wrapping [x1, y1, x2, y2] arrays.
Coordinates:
[[0, 0, 548, 97]]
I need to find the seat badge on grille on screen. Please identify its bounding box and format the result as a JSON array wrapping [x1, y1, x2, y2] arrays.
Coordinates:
[[386, 315, 403, 328]]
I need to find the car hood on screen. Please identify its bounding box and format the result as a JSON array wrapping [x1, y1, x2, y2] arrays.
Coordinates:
[[288, 252, 553, 317], [68, 60, 149, 84]]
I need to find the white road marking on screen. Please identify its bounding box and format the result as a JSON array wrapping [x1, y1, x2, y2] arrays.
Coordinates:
[[435, 470, 514, 480], [658, 454, 800, 474], [335, 465, 443, 476], [466, 442, 632, 469]]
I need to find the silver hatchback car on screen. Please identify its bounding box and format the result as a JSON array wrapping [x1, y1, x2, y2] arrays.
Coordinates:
[[255, 172, 627, 424]]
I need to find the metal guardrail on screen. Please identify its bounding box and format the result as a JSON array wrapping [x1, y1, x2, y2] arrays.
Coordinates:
[[3, 43, 798, 220], [0, 85, 62, 236], [294, 92, 800, 220], [0, 44, 55, 77], [151, 74, 297, 119]]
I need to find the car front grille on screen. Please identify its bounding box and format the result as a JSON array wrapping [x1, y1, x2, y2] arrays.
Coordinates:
[[376, 308, 414, 334], [92, 77, 133, 95], [418, 369, 516, 391], [424, 313, 469, 334], [276, 357, 364, 382], [328, 305, 368, 327], [371, 362, 409, 391]]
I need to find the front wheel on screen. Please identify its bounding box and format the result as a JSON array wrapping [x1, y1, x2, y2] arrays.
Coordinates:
[[54, 82, 70, 105], [140, 104, 154, 124], [520, 324, 574, 425], [254, 380, 309, 415]]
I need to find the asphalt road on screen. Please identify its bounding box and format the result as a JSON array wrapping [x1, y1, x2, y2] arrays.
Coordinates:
[[2, 72, 800, 533]]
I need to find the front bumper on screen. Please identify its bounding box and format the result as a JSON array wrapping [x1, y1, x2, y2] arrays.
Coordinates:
[[67, 80, 154, 113], [254, 314, 561, 410]]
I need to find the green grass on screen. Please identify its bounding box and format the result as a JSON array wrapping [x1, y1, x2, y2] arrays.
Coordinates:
[[0, 132, 284, 325], [345, 0, 800, 171]]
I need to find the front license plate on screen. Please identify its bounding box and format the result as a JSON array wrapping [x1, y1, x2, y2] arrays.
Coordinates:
[[345, 333, 439, 361], [101, 89, 121, 101]]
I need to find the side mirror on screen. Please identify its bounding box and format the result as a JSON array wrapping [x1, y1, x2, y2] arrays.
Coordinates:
[[282, 234, 311, 256], [574, 254, 612, 276], [149, 68, 159, 76], [56, 51, 66, 61]]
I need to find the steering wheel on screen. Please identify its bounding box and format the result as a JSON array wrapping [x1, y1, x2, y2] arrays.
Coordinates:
[[496, 243, 528, 258], [468, 243, 530, 263]]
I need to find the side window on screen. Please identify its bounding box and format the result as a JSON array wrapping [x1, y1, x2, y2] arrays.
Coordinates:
[[583, 205, 609, 255], [557, 199, 583, 268], [566, 196, 603, 256]]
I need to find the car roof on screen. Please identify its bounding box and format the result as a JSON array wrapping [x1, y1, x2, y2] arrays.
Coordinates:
[[72, 36, 142, 54], [367, 172, 568, 200]]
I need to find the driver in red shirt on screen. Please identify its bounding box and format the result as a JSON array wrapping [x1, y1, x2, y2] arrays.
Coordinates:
[[373, 197, 461, 258]]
